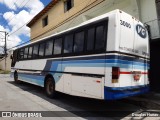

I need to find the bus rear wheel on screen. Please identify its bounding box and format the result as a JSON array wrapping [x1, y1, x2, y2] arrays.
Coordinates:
[[45, 77, 56, 98]]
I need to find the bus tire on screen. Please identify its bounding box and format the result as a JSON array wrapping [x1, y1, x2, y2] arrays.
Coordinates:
[[45, 77, 56, 98], [14, 72, 20, 83]]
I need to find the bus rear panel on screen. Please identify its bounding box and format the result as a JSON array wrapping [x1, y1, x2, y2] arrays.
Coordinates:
[[104, 10, 149, 100]]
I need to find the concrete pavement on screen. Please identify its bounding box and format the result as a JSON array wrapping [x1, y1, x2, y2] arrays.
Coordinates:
[[0, 74, 160, 120]]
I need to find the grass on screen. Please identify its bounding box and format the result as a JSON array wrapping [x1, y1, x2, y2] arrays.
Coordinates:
[[0, 70, 10, 74]]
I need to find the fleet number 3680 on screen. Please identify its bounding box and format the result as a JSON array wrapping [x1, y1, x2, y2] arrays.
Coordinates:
[[120, 20, 131, 28]]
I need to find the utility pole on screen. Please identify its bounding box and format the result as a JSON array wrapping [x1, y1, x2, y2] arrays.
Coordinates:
[[0, 31, 8, 71], [4, 32, 7, 71]]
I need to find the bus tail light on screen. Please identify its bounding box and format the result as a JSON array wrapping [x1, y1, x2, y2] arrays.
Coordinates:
[[112, 67, 120, 83]]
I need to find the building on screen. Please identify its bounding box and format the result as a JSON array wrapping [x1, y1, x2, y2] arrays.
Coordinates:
[[27, 0, 160, 41], [27, 0, 160, 92], [0, 51, 12, 71]]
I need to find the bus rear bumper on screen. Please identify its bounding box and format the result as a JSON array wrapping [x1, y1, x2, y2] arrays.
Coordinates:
[[104, 85, 149, 100]]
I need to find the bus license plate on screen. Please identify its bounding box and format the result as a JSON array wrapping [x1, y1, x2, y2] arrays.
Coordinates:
[[132, 71, 141, 81]]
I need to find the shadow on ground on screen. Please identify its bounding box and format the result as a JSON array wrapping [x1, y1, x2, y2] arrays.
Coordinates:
[[7, 81, 141, 119]]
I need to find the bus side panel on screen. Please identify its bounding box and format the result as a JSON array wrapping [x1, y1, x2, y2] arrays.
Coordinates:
[[61, 56, 105, 99], [13, 60, 47, 87], [44, 58, 64, 92]]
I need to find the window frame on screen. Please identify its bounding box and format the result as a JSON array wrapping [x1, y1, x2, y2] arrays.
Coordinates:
[[17, 18, 108, 61], [23, 47, 29, 59], [32, 43, 39, 59], [85, 20, 108, 54], [28, 46, 33, 59], [18, 48, 24, 60], [94, 23, 106, 51], [38, 42, 46, 58], [42, 16, 48, 27], [45, 39, 54, 56], [63, 33, 74, 55], [53, 37, 63, 56], [73, 30, 85, 53], [64, 0, 74, 12], [86, 27, 95, 52]]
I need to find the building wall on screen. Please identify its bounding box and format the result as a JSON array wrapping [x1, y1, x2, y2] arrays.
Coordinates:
[[29, 0, 160, 41], [30, 0, 103, 41], [30, 0, 139, 41], [0, 54, 11, 71], [138, 0, 160, 39]]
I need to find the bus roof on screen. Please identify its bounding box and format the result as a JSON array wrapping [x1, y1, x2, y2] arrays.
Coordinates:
[[16, 9, 133, 49]]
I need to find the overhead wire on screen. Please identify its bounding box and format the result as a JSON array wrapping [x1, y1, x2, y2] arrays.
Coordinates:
[[4, 0, 31, 50], [0, 0, 18, 25], [1, 0, 25, 26], [5, 0, 31, 26]]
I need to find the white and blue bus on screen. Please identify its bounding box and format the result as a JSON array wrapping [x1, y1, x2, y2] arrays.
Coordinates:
[[11, 10, 150, 100]]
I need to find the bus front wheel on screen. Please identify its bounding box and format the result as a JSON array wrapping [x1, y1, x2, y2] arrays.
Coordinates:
[[14, 72, 20, 83], [45, 77, 56, 98]]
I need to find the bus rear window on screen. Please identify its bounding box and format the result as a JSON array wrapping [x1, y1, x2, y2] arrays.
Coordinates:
[[95, 25, 105, 50], [87, 28, 95, 51]]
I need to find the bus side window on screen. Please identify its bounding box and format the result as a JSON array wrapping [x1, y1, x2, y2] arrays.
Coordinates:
[[64, 34, 73, 54], [28, 47, 33, 59], [33, 44, 39, 58], [95, 25, 105, 50], [39, 43, 45, 57], [24, 47, 28, 59], [87, 28, 95, 51], [74, 31, 84, 53], [45, 40, 53, 56], [19, 48, 24, 60], [54, 38, 62, 55]]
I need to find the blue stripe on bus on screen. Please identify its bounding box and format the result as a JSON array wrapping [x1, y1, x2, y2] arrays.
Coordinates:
[[18, 73, 63, 87], [104, 85, 149, 100], [18, 73, 45, 87], [15, 55, 149, 87], [49, 59, 149, 72]]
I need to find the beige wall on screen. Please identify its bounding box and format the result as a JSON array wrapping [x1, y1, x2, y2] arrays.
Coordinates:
[[0, 54, 11, 71], [30, 0, 103, 41], [30, 0, 135, 41]]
